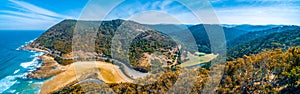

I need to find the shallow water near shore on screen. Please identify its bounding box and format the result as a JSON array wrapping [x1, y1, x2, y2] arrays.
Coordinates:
[[0, 30, 46, 93]]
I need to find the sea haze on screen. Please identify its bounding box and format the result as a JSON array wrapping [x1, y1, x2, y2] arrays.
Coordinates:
[[0, 30, 45, 93]]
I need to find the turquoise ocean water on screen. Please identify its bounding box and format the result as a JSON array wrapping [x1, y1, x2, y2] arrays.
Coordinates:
[[0, 30, 47, 94]]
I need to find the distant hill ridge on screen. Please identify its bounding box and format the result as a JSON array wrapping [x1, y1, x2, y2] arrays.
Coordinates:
[[228, 27, 300, 59], [228, 25, 300, 48]]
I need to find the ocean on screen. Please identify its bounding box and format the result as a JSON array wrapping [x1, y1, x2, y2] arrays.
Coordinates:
[[0, 30, 46, 94]]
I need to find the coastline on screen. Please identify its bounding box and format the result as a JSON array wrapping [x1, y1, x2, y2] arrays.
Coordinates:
[[21, 42, 174, 93], [21, 45, 135, 93], [0, 31, 49, 93], [21, 45, 49, 54], [27, 55, 66, 79], [21, 45, 62, 79]]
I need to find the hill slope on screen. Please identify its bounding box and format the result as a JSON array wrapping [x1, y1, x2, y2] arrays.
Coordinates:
[[228, 25, 300, 48], [228, 28, 300, 59], [52, 46, 300, 93], [181, 24, 247, 53], [28, 19, 178, 71]]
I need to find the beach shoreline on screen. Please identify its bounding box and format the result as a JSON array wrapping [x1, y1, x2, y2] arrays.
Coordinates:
[[21, 45, 49, 54], [21, 45, 63, 79]]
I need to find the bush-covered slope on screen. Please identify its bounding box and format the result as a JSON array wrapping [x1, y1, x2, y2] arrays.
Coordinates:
[[53, 46, 300, 93], [182, 24, 247, 53], [32, 20, 77, 54], [175, 24, 299, 53], [228, 25, 299, 48], [218, 47, 300, 93], [228, 28, 300, 59]]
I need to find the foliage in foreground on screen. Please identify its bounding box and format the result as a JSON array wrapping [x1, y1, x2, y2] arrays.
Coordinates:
[[53, 46, 300, 93]]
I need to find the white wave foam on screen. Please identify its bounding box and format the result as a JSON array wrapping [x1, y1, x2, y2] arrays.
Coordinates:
[[0, 66, 42, 93], [20, 57, 39, 69], [20, 52, 44, 69], [33, 82, 43, 85], [0, 75, 19, 93], [13, 69, 20, 74], [8, 90, 16, 93], [16, 46, 23, 51], [2, 38, 46, 93], [30, 52, 43, 58]]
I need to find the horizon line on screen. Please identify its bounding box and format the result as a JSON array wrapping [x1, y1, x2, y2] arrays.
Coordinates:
[[62, 19, 300, 26], [1, 18, 299, 31]]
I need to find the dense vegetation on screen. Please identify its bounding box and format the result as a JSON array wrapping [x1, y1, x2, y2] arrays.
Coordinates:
[[183, 24, 299, 53], [129, 30, 177, 70], [52, 46, 300, 93], [218, 47, 300, 93], [32, 20, 76, 54], [228, 25, 299, 48], [228, 28, 300, 60], [180, 24, 253, 53]]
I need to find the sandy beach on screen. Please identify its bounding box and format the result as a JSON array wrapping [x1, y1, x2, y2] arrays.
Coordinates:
[[39, 61, 133, 94]]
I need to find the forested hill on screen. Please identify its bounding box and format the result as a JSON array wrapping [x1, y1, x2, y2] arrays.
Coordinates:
[[180, 24, 248, 53], [173, 24, 298, 54], [28, 19, 178, 71], [228, 27, 300, 59], [185, 24, 299, 53]]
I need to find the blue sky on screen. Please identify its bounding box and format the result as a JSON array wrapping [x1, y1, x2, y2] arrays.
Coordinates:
[[0, 0, 299, 30]]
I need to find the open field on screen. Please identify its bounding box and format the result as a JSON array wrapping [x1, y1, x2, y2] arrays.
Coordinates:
[[179, 53, 218, 68]]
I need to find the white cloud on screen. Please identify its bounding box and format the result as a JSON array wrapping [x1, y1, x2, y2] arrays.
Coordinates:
[[0, 14, 58, 30], [0, 10, 59, 21], [2, 0, 298, 30], [214, 6, 300, 25], [0, 0, 72, 30], [8, 0, 71, 19]]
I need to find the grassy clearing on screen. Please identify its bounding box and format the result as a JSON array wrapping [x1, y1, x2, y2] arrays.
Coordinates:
[[179, 52, 218, 68]]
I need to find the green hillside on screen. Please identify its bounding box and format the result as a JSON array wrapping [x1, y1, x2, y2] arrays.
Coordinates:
[[228, 28, 300, 60], [228, 25, 299, 48], [29, 19, 178, 71]]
